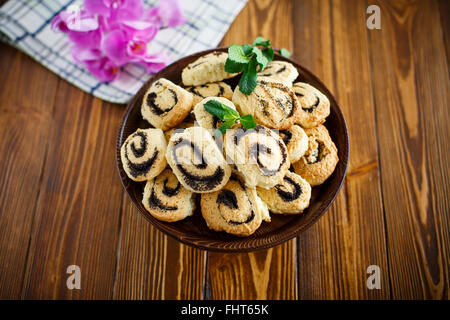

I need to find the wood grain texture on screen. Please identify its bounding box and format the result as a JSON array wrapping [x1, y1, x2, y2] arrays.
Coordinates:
[[208, 241, 297, 299], [206, 0, 297, 300], [20, 83, 125, 299], [0, 45, 59, 299], [0, 0, 448, 300], [367, 0, 450, 299], [113, 197, 206, 299], [293, 0, 390, 299]]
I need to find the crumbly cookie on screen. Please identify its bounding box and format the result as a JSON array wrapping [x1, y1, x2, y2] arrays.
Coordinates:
[[293, 125, 339, 186], [257, 61, 299, 87], [166, 126, 231, 193], [120, 128, 167, 181], [142, 169, 195, 222], [141, 78, 194, 131], [186, 82, 233, 105], [182, 52, 239, 86], [232, 80, 302, 130], [224, 125, 290, 189], [292, 82, 330, 128], [257, 171, 311, 214], [163, 119, 196, 142], [277, 124, 308, 163], [192, 97, 237, 130], [201, 173, 268, 236]]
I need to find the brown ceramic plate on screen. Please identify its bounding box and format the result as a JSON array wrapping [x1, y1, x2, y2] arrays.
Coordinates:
[[116, 47, 349, 252]]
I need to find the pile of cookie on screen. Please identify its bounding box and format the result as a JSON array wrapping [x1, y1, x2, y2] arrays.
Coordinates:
[[120, 51, 339, 236]]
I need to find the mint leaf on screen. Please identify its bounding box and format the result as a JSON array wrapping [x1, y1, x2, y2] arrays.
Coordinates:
[[216, 119, 235, 135], [239, 59, 258, 95], [204, 99, 239, 121], [239, 114, 257, 129], [242, 44, 253, 55], [204, 100, 232, 120], [253, 36, 271, 47], [224, 37, 279, 95], [225, 59, 245, 73], [262, 47, 274, 61], [252, 47, 269, 71], [280, 48, 291, 58], [228, 44, 251, 64]]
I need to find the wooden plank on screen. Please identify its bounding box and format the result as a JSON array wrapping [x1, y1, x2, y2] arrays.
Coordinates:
[[293, 0, 390, 299], [20, 82, 125, 299], [206, 0, 297, 300], [367, 0, 450, 299], [113, 198, 206, 299], [208, 241, 297, 299], [0, 45, 59, 299], [438, 0, 450, 69]]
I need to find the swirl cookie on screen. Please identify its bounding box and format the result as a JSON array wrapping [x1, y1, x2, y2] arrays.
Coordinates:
[[233, 80, 302, 130], [163, 119, 196, 142], [224, 125, 290, 189], [293, 125, 339, 186], [141, 78, 194, 131], [257, 61, 299, 87], [257, 171, 311, 214], [120, 128, 167, 182], [142, 169, 195, 222], [278, 124, 308, 163], [201, 173, 269, 236], [186, 82, 233, 105], [166, 126, 231, 193], [293, 82, 330, 128], [193, 97, 237, 130], [182, 52, 238, 86]]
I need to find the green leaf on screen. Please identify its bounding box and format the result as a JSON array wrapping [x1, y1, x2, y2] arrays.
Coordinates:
[[227, 44, 251, 64], [224, 58, 245, 73], [279, 48, 291, 58], [239, 114, 257, 130], [262, 47, 274, 62], [242, 44, 253, 56], [216, 119, 235, 135], [252, 36, 271, 47], [252, 47, 269, 70], [238, 59, 258, 95], [239, 59, 258, 95], [204, 99, 239, 121]]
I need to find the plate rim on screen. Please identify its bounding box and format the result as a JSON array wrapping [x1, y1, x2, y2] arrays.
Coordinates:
[[115, 47, 349, 252]]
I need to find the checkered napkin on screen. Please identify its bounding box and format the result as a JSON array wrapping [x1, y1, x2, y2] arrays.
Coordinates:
[[0, 0, 247, 104]]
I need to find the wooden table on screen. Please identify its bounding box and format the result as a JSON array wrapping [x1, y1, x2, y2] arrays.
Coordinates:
[[0, 0, 448, 300]]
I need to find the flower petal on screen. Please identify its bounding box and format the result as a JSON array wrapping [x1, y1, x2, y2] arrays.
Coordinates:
[[68, 28, 102, 48], [51, 14, 69, 32], [137, 52, 171, 73], [116, 0, 145, 21], [158, 0, 186, 27], [71, 45, 102, 64], [84, 0, 111, 16], [85, 57, 121, 82], [101, 29, 132, 65]]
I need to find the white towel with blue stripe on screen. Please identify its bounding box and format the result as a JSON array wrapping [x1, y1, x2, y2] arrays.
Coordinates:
[[0, 0, 248, 103]]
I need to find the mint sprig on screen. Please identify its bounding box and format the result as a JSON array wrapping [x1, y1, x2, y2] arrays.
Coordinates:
[[225, 37, 292, 95], [204, 100, 257, 135]]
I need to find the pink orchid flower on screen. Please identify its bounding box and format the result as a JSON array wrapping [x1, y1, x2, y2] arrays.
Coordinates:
[[84, 0, 144, 20], [86, 57, 121, 82], [52, 0, 186, 82], [139, 52, 172, 73], [101, 27, 158, 65], [147, 0, 186, 28], [51, 7, 98, 32]]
